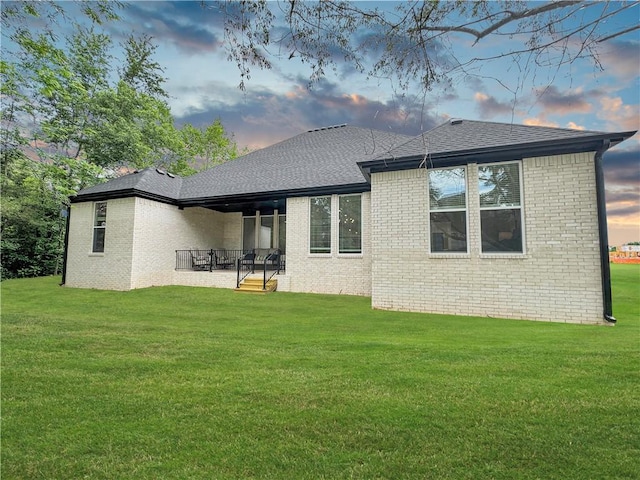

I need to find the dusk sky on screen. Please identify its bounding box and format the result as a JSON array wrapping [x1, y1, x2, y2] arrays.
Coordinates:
[[9, 1, 640, 245]]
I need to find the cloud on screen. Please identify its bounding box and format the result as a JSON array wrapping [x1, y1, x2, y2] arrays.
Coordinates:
[[522, 117, 560, 128], [600, 40, 640, 80], [604, 148, 640, 188], [535, 86, 595, 115], [598, 96, 640, 133], [174, 77, 441, 149], [604, 146, 640, 239], [474, 92, 513, 118], [122, 1, 223, 55], [566, 122, 586, 131]]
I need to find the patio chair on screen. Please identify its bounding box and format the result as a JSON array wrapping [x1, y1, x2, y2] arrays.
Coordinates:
[[191, 251, 211, 271], [239, 251, 256, 271], [214, 251, 234, 269]]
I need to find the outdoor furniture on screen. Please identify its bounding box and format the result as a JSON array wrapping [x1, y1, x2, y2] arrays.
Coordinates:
[[239, 252, 256, 271], [214, 251, 234, 269], [191, 251, 212, 271], [264, 250, 281, 271]]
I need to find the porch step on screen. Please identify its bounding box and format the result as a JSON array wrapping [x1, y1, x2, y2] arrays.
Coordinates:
[[235, 276, 277, 293]]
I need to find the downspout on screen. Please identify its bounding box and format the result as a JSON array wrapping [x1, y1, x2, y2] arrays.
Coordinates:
[[60, 205, 71, 286], [594, 140, 615, 323]]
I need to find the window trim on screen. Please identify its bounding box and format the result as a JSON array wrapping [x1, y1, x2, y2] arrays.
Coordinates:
[[478, 161, 526, 255], [308, 194, 364, 256], [338, 194, 363, 255], [428, 166, 469, 255], [92, 201, 107, 254], [309, 195, 332, 255]]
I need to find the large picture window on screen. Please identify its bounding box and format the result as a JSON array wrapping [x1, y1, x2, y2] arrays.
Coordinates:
[[478, 162, 523, 253], [339, 194, 362, 254], [429, 167, 467, 253], [310, 196, 331, 254], [92, 202, 107, 253]]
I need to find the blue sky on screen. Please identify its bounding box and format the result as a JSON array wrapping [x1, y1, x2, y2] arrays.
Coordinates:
[[9, 1, 640, 244]]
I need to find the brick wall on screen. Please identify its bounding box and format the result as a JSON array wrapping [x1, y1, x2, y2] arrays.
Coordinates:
[[370, 152, 605, 324], [65, 198, 240, 290], [282, 193, 372, 296], [65, 198, 135, 290]]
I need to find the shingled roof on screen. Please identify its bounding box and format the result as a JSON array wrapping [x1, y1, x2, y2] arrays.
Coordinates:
[[359, 119, 636, 173], [179, 124, 412, 203], [73, 124, 412, 204], [74, 167, 183, 203], [72, 120, 635, 206]]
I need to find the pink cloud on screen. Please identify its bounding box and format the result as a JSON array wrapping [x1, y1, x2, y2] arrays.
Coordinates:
[[523, 117, 559, 128], [598, 96, 640, 132]]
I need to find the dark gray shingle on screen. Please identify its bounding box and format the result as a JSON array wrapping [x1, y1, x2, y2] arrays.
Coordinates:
[[76, 168, 183, 200], [179, 125, 412, 200], [379, 119, 620, 160], [74, 120, 634, 203]]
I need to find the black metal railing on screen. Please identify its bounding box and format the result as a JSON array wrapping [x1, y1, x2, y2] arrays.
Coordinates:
[[176, 248, 285, 290], [262, 250, 282, 290], [235, 249, 285, 289], [236, 250, 256, 288], [175, 249, 244, 272]]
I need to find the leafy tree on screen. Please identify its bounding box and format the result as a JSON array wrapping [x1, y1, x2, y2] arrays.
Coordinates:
[[0, 152, 105, 279], [215, 0, 639, 92], [120, 33, 169, 99], [2, 2, 243, 279], [179, 119, 242, 172], [1, 1, 206, 279]]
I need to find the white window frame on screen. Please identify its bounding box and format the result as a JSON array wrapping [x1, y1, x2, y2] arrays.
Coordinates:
[[308, 194, 364, 256], [338, 194, 362, 255], [428, 166, 469, 255], [309, 195, 332, 255], [92, 201, 107, 253], [478, 161, 526, 255]]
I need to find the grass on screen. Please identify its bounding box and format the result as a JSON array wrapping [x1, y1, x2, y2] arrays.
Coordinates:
[[2, 264, 639, 479]]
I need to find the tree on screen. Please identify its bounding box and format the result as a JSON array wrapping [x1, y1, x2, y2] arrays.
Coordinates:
[[214, 0, 639, 93], [0, 1, 191, 279], [179, 119, 242, 172], [0, 151, 104, 279]]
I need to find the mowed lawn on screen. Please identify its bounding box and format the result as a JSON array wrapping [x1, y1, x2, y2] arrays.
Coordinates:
[[2, 265, 639, 479]]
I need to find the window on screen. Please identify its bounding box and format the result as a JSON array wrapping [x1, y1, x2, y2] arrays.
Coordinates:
[[278, 214, 286, 253], [243, 217, 256, 250], [339, 194, 362, 254], [479, 162, 523, 253], [92, 202, 107, 253], [310, 196, 331, 254], [259, 215, 274, 249], [429, 167, 467, 253]]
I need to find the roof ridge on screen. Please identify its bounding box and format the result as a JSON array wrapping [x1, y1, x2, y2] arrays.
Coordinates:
[[307, 123, 348, 132], [433, 118, 608, 135]]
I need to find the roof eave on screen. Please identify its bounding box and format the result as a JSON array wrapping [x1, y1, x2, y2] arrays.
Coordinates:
[[358, 131, 637, 174], [179, 182, 371, 209], [70, 188, 179, 206]]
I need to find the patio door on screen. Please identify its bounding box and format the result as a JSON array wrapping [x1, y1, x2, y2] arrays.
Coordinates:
[[242, 213, 286, 253]]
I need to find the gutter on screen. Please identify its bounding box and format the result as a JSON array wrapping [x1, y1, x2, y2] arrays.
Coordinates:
[[358, 131, 637, 175], [594, 140, 616, 324]]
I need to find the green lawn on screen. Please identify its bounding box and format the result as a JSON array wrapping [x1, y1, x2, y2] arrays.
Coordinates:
[[2, 265, 639, 479]]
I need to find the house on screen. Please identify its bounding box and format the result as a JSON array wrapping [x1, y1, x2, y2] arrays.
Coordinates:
[[63, 119, 636, 324]]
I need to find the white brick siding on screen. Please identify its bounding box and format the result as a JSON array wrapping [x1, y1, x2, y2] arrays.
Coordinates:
[[67, 151, 606, 325], [65, 198, 135, 290], [281, 193, 372, 296], [65, 198, 241, 290], [370, 152, 605, 324]]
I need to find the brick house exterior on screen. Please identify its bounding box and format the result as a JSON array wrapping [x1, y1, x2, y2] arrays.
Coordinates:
[[64, 120, 635, 324]]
